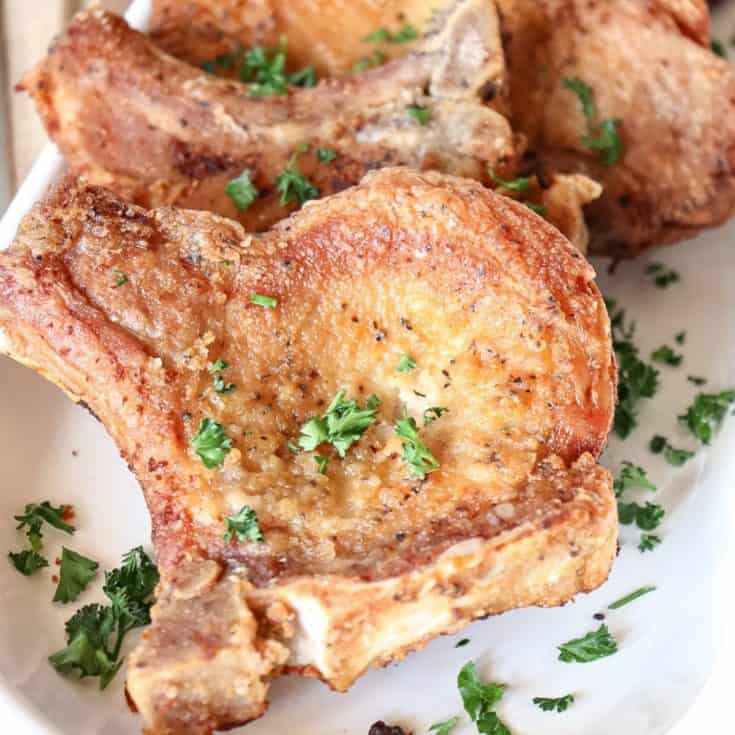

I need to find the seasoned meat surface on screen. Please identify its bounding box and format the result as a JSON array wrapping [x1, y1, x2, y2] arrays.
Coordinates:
[[148, 0, 735, 256], [0, 169, 616, 733]]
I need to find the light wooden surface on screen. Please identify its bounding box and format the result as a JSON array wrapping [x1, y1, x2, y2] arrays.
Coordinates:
[[0, 0, 128, 210]]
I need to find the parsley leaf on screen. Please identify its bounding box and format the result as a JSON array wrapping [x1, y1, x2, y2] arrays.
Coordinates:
[[397, 355, 416, 372], [525, 202, 547, 216], [396, 412, 439, 479], [489, 169, 530, 192], [563, 77, 623, 164], [299, 391, 381, 457], [458, 662, 507, 729], [645, 262, 679, 288], [14, 501, 74, 551], [276, 153, 319, 206], [209, 359, 229, 374], [353, 51, 386, 72], [240, 42, 317, 96], [638, 534, 661, 552], [363, 24, 417, 43], [226, 169, 259, 211], [608, 585, 656, 610], [651, 344, 682, 366], [424, 406, 448, 426], [49, 604, 121, 688], [314, 455, 330, 474], [675, 331, 686, 345], [8, 549, 49, 576], [429, 715, 461, 735], [649, 435, 694, 466], [103, 546, 158, 624], [316, 147, 337, 163], [679, 390, 735, 444], [224, 505, 264, 544], [606, 299, 659, 438], [533, 694, 575, 713], [112, 269, 128, 288], [557, 624, 618, 663], [54, 547, 99, 604], [619, 501, 665, 531], [613, 462, 656, 497], [406, 106, 431, 125], [191, 418, 232, 468]]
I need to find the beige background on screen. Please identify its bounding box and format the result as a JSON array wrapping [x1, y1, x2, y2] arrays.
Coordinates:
[[0, 0, 127, 205]]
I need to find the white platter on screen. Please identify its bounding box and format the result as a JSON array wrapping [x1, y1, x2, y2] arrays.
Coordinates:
[[1, 2, 735, 733]]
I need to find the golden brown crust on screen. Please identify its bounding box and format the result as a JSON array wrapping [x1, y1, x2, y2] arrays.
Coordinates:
[[0, 169, 616, 733]]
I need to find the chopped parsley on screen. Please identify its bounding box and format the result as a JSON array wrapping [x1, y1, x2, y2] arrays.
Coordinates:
[[53, 548, 99, 604], [429, 715, 461, 735], [353, 51, 386, 72], [533, 694, 575, 713], [687, 375, 707, 386], [525, 202, 547, 216], [299, 391, 381, 457], [613, 462, 656, 496], [406, 106, 431, 125], [201, 53, 236, 74], [651, 345, 682, 367], [679, 390, 735, 444], [287, 440, 300, 453], [562, 77, 623, 164], [191, 418, 232, 468], [50, 547, 158, 689], [314, 455, 330, 474], [276, 153, 319, 206], [397, 355, 416, 372], [457, 662, 510, 735], [224, 505, 264, 544], [675, 331, 686, 345], [396, 412, 439, 479], [608, 585, 656, 610], [250, 293, 278, 308], [364, 24, 418, 43], [112, 269, 128, 288], [638, 534, 661, 552], [240, 41, 317, 96], [316, 147, 337, 162], [455, 638, 470, 648], [606, 299, 659, 438], [8, 549, 49, 576], [14, 501, 74, 552], [225, 169, 259, 211], [557, 624, 618, 663], [712, 40, 727, 58], [488, 169, 530, 192], [209, 358, 235, 393], [645, 262, 679, 288], [424, 406, 448, 426], [649, 435, 694, 466]]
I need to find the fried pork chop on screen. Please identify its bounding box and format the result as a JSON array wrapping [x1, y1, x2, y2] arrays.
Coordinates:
[[148, 0, 735, 257], [0, 169, 617, 734], [22, 1, 519, 235]]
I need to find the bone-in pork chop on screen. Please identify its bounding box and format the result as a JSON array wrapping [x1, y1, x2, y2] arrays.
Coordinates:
[[0, 169, 616, 734]]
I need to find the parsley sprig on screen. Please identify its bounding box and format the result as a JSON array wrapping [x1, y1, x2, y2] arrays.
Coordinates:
[[191, 418, 232, 468], [458, 662, 510, 735], [49, 547, 159, 689], [649, 435, 694, 466], [679, 390, 735, 444], [276, 153, 320, 206], [606, 299, 659, 438], [298, 391, 381, 457], [614, 462, 665, 544], [563, 78, 623, 164], [533, 694, 575, 713], [9, 549, 49, 576], [396, 412, 440, 479], [224, 505, 264, 544], [226, 169, 259, 211], [429, 715, 461, 735], [557, 624, 618, 663], [14, 501, 74, 552], [651, 345, 682, 367], [240, 41, 316, 96]]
